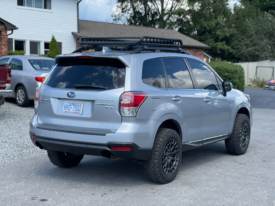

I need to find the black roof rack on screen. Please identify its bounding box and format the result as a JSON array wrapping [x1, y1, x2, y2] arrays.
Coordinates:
[[73, 36, 190, 55]]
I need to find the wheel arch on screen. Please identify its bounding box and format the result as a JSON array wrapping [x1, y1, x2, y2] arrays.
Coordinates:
[[155, 115, 182, 142]]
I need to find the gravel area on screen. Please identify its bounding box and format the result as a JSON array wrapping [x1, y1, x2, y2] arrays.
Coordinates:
[[0, 99, 44, 165]]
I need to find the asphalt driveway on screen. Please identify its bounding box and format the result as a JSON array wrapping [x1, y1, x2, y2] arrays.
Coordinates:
[[0, 88, 275, 206]]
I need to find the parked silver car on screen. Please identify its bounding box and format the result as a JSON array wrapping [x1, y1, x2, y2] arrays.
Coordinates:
[[0, 55, 55, 106], [30, 36, 253, 184]]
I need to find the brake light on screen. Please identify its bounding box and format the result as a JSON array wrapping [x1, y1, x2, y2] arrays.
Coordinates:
[[120, 92, 147, 117], [30, 135, 37, 140], [6, 66, 11, 84], [34, 87, 40, 109], [35, 77, 45, 83], [110, 146, 132, 151]]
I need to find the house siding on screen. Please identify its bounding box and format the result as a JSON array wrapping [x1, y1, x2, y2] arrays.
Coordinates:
[[0, 0, 78, 55]]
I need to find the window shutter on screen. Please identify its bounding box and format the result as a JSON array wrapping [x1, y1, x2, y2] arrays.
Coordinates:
[[57, 42, 62, 54], [8, 38, 13, 51]]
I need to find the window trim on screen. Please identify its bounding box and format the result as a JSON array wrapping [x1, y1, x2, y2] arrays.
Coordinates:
[[44, 41, 50, 55], [10, 58, 23, 71], [30, 41, 41, 55], [17, 0, 52, 10], [14, 39, 26, 53], [184, 58, 223, 91], [161, 57, 195, 90]]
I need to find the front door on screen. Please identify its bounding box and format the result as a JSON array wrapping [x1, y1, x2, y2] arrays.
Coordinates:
[[162, 58, 205, 143], [186, 59, 233, 139]]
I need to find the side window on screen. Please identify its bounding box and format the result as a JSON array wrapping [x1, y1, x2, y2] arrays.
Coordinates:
[[10, 59, 23, 71], [0, 58, 10, 64], [142, 58, 166, 88], [187, 59, 218, 90], [163, 58, 194, 89]]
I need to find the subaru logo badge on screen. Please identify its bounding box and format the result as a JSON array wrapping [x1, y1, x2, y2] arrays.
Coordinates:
[[67, 92, 76, 98]]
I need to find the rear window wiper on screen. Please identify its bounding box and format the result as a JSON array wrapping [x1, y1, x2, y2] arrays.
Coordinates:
[[74, 84, 106, 90]]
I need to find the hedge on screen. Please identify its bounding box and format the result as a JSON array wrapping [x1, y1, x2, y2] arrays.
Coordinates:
[[8, 50, 25, 55], [209, 61, 245, 92]]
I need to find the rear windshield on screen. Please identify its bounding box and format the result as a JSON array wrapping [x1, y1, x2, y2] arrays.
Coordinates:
[[45, 57, 126, 90], [29, 59, 55, 71]]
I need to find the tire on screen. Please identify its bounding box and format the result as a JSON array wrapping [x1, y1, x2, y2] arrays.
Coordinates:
[[225, 114, 251, 155], [15, 86, 30, 107], [47, 150, 84, 168], [144, 128, 182, 184]]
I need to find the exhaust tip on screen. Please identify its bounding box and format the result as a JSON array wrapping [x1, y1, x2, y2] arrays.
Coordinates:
[[101, 150, 119, 160], [35, 142, 44, 150]]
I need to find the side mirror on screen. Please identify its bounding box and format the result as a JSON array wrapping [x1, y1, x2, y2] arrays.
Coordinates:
[[222, 81, 232, 96]]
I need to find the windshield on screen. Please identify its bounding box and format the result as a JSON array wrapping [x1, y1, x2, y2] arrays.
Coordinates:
[[45, 57, 126, 90], [29, 59, 55, 71]]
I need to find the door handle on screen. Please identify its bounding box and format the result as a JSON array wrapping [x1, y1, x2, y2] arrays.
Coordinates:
[[172, 96, 181, 102], [204, 97, 211, 103]]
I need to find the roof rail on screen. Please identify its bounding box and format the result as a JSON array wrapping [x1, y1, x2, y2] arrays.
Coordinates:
[[79, 36, 183, 47], [74, 36, 191, 55]]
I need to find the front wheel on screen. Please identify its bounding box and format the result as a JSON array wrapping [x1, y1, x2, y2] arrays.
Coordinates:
[[225, 114, 251, 155], [144, 128, 182, 184], [47, 150, 84, 168]]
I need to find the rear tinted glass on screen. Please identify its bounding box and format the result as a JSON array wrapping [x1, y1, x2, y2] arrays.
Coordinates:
[[29, 59, 55, 71], [142, 58, 166, 88], [45, 57, 126, 90]]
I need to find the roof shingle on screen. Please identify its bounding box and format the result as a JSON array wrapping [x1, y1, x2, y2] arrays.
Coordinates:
[[73, 20, 210, 49]]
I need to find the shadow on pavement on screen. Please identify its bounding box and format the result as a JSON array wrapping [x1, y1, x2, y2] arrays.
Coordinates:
[[34, 142, 228, 186], [5, 97, 34, 108]]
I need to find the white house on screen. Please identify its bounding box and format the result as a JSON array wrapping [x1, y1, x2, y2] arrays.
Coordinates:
[[0, 0, 80, 55]]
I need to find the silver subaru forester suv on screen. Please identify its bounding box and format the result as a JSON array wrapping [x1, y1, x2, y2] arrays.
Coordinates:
[[30, 36, 252, 184]]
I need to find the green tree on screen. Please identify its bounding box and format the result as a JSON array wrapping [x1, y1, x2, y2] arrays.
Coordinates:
[[47, 35, 60, 58], [233, 12, 275, 62], [241, 0, 275, 13], [176, 0, 237, 61], [112, 0, 187, 28]]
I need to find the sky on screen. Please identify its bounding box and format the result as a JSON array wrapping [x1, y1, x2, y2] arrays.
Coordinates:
[[79, 0, 240, 24]]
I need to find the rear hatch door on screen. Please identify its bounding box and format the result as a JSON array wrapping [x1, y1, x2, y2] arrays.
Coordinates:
[[37, 56, 127, 135]]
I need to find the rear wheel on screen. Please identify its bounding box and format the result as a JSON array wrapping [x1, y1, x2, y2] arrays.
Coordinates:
[[16, 86, 30, 107], [47, 150, 84, 168], [225, 114, 251, 155], [144, 128, 182, 184]]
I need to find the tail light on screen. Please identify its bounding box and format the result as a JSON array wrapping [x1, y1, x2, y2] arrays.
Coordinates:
[[34, 87, 40, 109], [120, 92, 147, 117], [35, 77, 45, 83], [6, 66, 11, 83], [110, 146, 132, 151]]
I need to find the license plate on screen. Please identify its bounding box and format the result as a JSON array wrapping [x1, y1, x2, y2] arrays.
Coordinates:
[[62, 102, 84, 115]]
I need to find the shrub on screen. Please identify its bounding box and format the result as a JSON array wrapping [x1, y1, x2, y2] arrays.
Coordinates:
[[249, 78, 266, 88], [47, 35, 60, 58], [209, 60, 245, 92], [7, 50, 25, 55]]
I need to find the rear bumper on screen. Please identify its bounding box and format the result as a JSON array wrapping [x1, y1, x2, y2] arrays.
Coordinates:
[[30, 135, 152, 160], [0, 90, 12, 98]]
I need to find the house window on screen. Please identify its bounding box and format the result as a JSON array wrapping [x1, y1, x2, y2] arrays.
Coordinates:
[[15, 40, 25, 52], [30, 41, 40, 55], [44, 42, 50, 55], [18, 0, 51, 10]]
